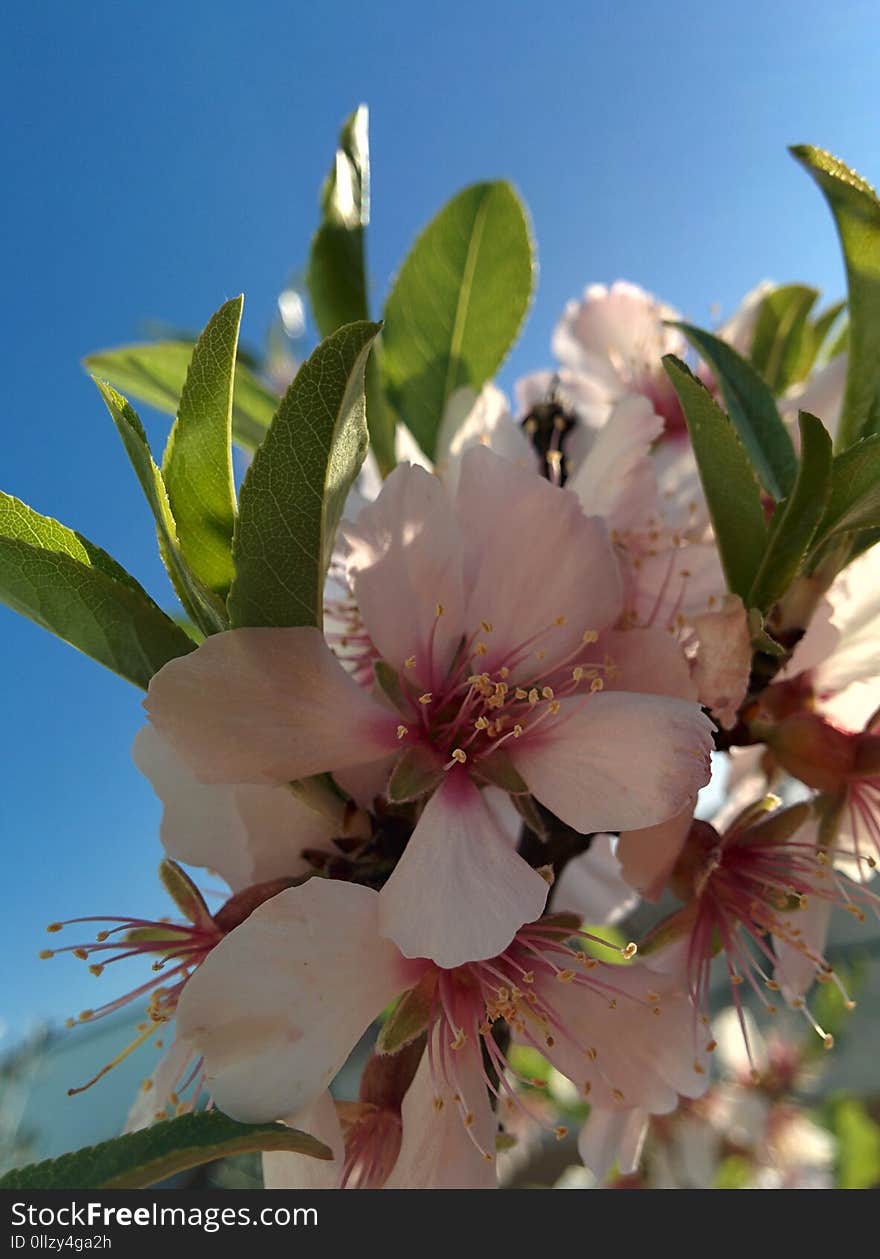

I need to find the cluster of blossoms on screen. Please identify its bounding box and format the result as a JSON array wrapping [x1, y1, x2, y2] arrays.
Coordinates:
[[44, 278, 879, 1188]]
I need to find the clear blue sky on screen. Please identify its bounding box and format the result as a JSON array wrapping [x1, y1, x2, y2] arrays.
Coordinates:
[[2, 0, 879, 1039]]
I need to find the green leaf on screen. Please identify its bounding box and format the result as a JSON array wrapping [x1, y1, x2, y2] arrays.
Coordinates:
[[382, 181, 534, 460], [162, 297, 240, 597], [386, 746, 445, 803], [377, 976, 434, 1055], [0, 1111, 332, 1190], [811, 299, 847, 359], [94, 382, 227, 635], [676, 322, 797, 500], [749, 284, 818, 392], [832, 1097, 880, 1190], [228, 321, 380, 629], [308, 106, 395, 477], [791, 146, 880, 448], [84, 341, 278, 452], [0, 492, 195, 688], [748, 413, 832, 611], [812, 433, 880, 544], [663, 356, 767, 601]]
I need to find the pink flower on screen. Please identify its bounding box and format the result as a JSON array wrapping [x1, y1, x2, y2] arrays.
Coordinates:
[[175, 879, 708, 1183], [550, 281, 688, 436], [641, 804, 874, 1073], [147, 446, 714, 968]]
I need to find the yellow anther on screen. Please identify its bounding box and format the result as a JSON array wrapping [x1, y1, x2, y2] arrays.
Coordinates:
[[435, 603, 445, 617], [536, 649, 547, 661], [39, 949, 53, 960], [586, 1047, 598, 1062], [554, 616, 567, 626], [451, 748, 467, 764], [79, 1010, 94, 1022], [47, 922, 63, 933], [694, 1060, 706, 1075], [419, 693, 433, 705], [555, 1126, 568, 1140], [706, 1039, 717, 1053], [622, 942, 638, 960], [65, 1018, 75, 1029], [582, 630, 598, 644], [474, 716, 489, 731], [89, 964, 104, 977], [541, 686, 554, 700], [73, 948, 88, 961], [404, 656, 416, 669], [480, 620, 494, 633], [528, 688, 539, 706], [515, 687, 528, 700], [823, 1033, 834, 1050], [141, 1078, 153, 1093], [611, 1088, 625, 1102], [583, 1082, 592, 1096], [498, 666, 510, 679], [513, 723, 524, 738], [95, 931, 109, 942], [396, 725, 409, 740], [572, 666, 584, 682], [556, 968, 576, 982], [590, 678, 604, 692], [474, 642, 488, 656], [548, 700, 561, 715]]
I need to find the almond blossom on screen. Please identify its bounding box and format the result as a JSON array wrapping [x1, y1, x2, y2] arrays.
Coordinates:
[[146, 445, 714, 969], [175, 878, 708, 1185]]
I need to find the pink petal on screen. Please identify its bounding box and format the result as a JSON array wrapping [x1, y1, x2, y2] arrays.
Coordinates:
[[378, 772, 549, 969], [456, 445, 622, 677], [176, 880, 417, 1123], [124, 1037, 197, 1132], [536, 964, 707, 1114], [133, 726, 335, 891], [603, 627, 697, 701], [577, 1107, 649, 1180], [692, 595, 751, 730], [383, 1032, 498, 1189], [342, 463, 465, 686], [435, 384, 537, 494], [552, 281, 684, 388], [145, 627, 400, 786], [263, 1092, 343, 1190], [627, 541, 725, 630], [510, 692, 713, 833], [566, 396, 663, 533], [616, 803, 695, 900], [775, 898, 833, 1002], [552, 835, 640, 924]]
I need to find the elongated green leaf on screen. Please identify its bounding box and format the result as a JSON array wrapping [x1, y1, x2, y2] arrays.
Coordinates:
[[162, 297, 240, 597], [791, 146, 880, 448], [84, 341, 277, 452], [0, 492, 194, 688], [94, 382, 227, 635], [663, 356, 767, 601], [382, 181, 534, 460], [811, 299, 847, 358], [0, 1112, 331, 1190], [228, 321, 380, 629], [308, 106, 395, 476], [812, 433, 880, 544], [748, 413, 832, 611], [676, 322, 797, 500], [749, 284, 818, 392]]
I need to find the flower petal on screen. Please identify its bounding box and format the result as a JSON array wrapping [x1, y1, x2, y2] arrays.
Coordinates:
[[378, 772, 549, 969], [616, 804, 695, 900], [145, 627, 399, 785], [133, 726, 335, 891], [176, 880, 417, 1122], [691, 595, 751, 730], [263, 1092, 343, 1190], [124, 1037, 197, 1133], [566, 396, 663, 533], [536, 964, 707, 1114], [510, 692, 714, 833], [435, 384, 537, 495], [577, 1107, 649, 1180], [383, 1032, 498, 1189], [774, 898, 833, 1002], [342, 463, 465, 685], [456, 445, 622, 677], [552, 835, 640, 924], [603, 627, 697, 700]]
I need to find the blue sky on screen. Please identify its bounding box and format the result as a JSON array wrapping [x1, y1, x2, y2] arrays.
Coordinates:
[[2, 0, 879, 1040]]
